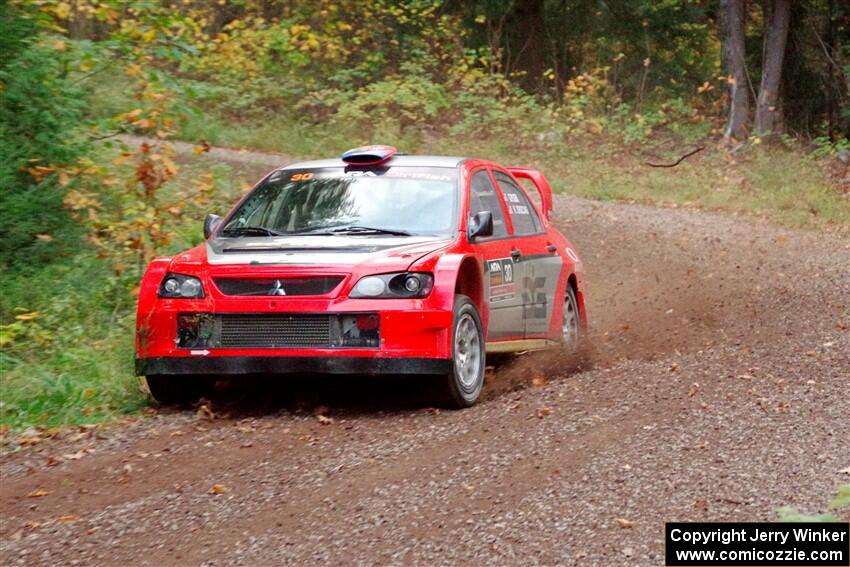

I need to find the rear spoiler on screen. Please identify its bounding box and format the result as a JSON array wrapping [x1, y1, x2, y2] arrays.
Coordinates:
[[506, 167, 553, 221]]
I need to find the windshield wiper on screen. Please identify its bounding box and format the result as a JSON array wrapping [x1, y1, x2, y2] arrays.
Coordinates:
[[324, 225, 412, 236], [221, 226, 286, 237]]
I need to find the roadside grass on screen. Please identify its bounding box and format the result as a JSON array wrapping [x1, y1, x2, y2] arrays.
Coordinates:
[[542, 146, 850, 230], [177, 114, 849, 232], [0, 254, 145, 430]]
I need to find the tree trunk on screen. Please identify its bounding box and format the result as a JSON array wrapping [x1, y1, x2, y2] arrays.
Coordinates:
[[754, 0, 791, 136], [509, 0, 547, 92], [721, 0, 750, 140]]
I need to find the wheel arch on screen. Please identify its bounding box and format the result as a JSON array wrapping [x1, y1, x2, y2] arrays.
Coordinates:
[[455, 255, 485, 311], [412, 250, 488, 341]]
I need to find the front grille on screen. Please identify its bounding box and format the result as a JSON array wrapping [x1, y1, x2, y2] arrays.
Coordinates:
[[214, 276, 343, 297], [219, 314, 331, 348]]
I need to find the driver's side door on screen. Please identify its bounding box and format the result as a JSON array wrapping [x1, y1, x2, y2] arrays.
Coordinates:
[[468, 169, 525, 341]]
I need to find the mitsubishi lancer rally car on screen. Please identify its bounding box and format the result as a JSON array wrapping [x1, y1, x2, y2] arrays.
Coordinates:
[[135, 145, 587, 407]]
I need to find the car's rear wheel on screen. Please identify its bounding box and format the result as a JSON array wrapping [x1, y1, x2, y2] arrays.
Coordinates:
[[145, 375, 213, 406], [441, 295, 485, 408], [562, 285, 581, 347]]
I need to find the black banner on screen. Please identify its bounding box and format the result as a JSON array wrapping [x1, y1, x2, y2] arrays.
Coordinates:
[[665, 522, 850, 566]]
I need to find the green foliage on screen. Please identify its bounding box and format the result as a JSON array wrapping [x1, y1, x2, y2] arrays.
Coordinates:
[[0, 147, 247, 431], [0, 252, 145, 429], [812, 136, 850, 157], [776, 484, 850, 523], [0, 3, 87, 268]]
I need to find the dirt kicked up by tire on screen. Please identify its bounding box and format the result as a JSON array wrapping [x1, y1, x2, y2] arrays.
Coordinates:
[[1, 147, 847, 566]]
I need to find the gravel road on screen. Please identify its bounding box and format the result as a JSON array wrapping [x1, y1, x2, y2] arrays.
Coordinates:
[[1, 145, 848, 566]]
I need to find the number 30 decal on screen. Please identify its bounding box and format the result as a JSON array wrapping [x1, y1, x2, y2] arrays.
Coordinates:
[[291, 172, 314, 181]]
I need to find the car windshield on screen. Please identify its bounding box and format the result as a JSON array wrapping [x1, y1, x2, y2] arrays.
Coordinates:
[[220, 166, 459, 237]]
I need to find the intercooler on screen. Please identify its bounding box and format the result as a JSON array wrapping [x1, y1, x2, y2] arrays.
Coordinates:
[[176, 312, 380, 349]]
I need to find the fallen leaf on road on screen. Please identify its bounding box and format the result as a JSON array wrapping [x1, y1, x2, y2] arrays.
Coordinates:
[[317, 414, 334, 425], [694, 498, 708, 510], [46, 456, 62, 467], [58, 515, 80, 523], [839, 465, 850, 475], [209, 484, 227, 494], [688, 383, 700, 397], [27, 489, 50, 498], [615, 518, 634, 528], [535, 407, 552, 418], [195, 403, 215, 421], [62, 451, 86, 460], [531, 370, 547, 387]]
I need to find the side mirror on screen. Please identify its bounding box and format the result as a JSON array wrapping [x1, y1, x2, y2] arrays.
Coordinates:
[[468, 211, 494, 240], [203, 213, 222, 239]]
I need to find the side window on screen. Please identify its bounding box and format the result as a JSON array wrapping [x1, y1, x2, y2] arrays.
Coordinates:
[[494, 172, 542, 235], [469, 170, 508, 238]]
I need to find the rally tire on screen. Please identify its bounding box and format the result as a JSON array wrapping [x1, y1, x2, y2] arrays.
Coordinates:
[[441, 295, 486, 408], [145, 375, 212, 406], [562, 284, 582, 348]]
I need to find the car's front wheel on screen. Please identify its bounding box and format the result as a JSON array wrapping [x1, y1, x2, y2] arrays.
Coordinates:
[[145, 375, 212, 406], [441, 295, 485, 408]]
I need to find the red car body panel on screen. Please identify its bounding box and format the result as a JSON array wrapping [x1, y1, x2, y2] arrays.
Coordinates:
[[135, 156, 586, 377]]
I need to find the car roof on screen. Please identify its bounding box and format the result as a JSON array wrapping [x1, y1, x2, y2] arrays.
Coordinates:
[[281, 155, 468, 170]]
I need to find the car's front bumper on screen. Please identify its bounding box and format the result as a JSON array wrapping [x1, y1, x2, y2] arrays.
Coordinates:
[[135, 299, 455, 376], [136, 355, 452, 376]]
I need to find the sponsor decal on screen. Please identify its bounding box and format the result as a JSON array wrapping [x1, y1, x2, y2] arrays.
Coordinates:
[[509, 204, 530, 215], [487, 258, 515, 302], [522, 276, 548, 320]]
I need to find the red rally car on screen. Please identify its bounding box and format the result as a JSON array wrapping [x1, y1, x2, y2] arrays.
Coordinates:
[[135, 145, 587, 407]]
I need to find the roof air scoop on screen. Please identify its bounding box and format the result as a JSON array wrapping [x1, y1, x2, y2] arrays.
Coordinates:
[[341, 145, 397, 166]]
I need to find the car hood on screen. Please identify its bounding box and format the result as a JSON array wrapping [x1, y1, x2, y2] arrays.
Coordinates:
[[200, 234, 452, 271]]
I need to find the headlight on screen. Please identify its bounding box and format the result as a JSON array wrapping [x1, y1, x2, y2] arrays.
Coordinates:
[[352, 276, 386, 297], [350, 272, 433, 299], [158, 273, 205, 299]]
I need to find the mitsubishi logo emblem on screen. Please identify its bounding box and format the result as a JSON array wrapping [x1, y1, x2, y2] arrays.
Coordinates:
[[270, 280, 286, 296]]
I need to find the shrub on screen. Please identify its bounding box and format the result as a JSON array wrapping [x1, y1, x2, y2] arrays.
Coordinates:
[[0, 4, 87, 269]]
